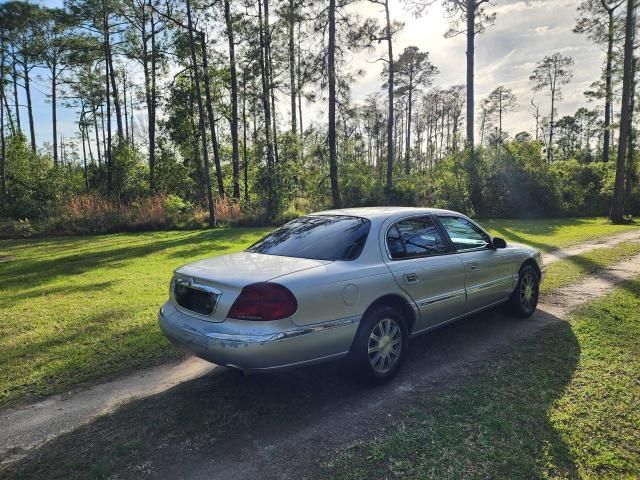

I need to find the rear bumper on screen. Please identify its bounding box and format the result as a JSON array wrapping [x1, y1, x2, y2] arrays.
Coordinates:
[[158, 302, 359, 372]]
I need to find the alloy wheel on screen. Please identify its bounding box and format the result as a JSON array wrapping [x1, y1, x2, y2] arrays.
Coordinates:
[[368, 317, 402, 374], [520, 271, 538, 312]]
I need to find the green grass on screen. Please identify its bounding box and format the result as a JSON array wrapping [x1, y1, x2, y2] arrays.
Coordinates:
[[0, 228, 268, 407], [0, 217, 637, 408], [482, 217, 639, 253], [541, 240, 640, 294], [320, 278, 640, 479]]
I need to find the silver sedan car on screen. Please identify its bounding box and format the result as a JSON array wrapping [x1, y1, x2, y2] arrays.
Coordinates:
[[159, 207, 545, 383]]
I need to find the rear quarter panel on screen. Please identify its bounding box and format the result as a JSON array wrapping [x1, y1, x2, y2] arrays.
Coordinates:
[[277, 262, 413, 327]]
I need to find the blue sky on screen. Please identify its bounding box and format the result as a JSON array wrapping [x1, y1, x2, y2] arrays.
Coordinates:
[[12, 0, 606, 155]]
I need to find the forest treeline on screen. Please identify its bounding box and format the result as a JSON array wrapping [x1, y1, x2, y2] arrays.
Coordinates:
[[0, 0, 638, 237]]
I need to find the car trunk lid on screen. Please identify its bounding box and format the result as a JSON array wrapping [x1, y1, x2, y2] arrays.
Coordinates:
[[172, 252, 332, 322]]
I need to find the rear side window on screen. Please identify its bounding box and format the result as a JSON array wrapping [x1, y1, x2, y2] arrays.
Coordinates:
[[247, 215, 371, 261], [438, 216, 491, 251], [386, 216, 449, 260]]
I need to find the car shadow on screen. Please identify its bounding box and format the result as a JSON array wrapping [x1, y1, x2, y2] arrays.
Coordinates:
[[4, 306, 581, 480]]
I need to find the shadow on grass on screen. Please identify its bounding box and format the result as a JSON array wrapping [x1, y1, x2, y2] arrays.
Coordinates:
[[3, 307, 580, 480], [0, 281, 116, 309], [0, 309, 179, 406], [0, 228, 265, 291]]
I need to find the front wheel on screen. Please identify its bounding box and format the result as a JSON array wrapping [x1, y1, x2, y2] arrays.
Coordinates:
[[509, 265, 539, 317], [349, 306, 408, 385]]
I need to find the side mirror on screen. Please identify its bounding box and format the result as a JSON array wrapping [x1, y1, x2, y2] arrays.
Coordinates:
[[492, 237, 507, 249]]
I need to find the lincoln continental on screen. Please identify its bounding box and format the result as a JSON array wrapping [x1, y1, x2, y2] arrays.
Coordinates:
[[159, 207, 545, 384]]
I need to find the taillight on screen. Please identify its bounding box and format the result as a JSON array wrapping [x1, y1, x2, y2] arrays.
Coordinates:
[[227, 283, 298, 321]]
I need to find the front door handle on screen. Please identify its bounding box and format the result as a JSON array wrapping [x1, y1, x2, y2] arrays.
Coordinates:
[[468, 262, 479, 272]]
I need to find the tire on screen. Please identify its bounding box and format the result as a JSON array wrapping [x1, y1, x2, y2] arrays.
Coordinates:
[[349, 305, 408, 385], [508, 265, 540, 317]]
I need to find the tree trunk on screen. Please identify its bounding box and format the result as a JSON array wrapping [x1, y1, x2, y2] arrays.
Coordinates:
[[610, 0, 635, 222], [123, 73, 129, 142], [200, 33, 225, 198], [102, 2, 124, 141], [384, 0, 394, 196], [188, 79, 205, 201], [0, 43, 5, 201], [498, 90, 502, 137], [103, 29, 113, 193], [466, 0, 475, 147], [11, 52, 20, 133], [186, 0, 216, 226], [149, 0, 157, 190], [23, 60, 36, 153], [603, 8, 614, 162], [288, 0, 297, 134], [297, 22, 304, 135], [224, 0, 240, 199], [130, 88, 135, 148], [80, 116, 89, 192], [142, 1, 154, 190], [258, 0, 276, 214], [52, 70, 58, 166], [549, 89, 555, 162], [94, 111, 102, 167], [87, 116, 95, 165], [405, 81, 413, 175], [328, 0, 342, 208], [242, 69, 249, 202], [624, 56, 636, 215]]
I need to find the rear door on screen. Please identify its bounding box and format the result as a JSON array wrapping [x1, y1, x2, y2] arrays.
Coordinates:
[[436, 215, 514, 313], [383, 215, 467, 332]]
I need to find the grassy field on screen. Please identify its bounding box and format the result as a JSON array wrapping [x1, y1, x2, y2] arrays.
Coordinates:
[[0, 228, 268, 407], [320, 277, 640, 479], [0, 217, 638, 408], [482, 217, 640, 252]]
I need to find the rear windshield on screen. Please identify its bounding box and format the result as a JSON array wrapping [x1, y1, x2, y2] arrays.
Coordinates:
[[247, 215, 371, 261]]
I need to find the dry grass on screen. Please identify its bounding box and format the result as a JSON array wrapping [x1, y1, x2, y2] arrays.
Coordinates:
[[0, 194, 247, 238]]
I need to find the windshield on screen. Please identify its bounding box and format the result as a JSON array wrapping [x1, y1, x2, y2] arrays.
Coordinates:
[[247, 215, 371, 261]]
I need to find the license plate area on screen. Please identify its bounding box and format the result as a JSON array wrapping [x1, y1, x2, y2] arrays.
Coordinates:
[[174, 279, 220, 316]]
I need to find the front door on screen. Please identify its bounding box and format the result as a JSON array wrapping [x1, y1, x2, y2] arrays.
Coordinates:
[[437, 215, 514, 312], [383, 215, 467, 332]]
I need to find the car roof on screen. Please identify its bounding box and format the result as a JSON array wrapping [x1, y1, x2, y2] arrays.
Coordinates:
[[311, 206, 460, 221]]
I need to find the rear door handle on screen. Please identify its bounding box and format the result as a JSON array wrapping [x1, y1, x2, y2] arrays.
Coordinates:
[[468, 263, 479, 272], [404, 272, 419, 284]]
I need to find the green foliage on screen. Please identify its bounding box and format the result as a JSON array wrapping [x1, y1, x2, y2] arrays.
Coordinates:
[[110, 143, 149, 200], [478, 141, 562, 216], [164, 194, 192, 226], [428, 153, 473, 213], [551, 159, 614, 216], [2, 134, 64, 219]]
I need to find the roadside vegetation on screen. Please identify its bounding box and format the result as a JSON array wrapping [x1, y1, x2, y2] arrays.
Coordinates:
[[0, 219, 638, 409], [320, 277, 640, 479]]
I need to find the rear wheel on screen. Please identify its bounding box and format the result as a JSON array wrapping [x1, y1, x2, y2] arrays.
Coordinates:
[[509, 265, 539, 317], [350, 305, 408, 385]]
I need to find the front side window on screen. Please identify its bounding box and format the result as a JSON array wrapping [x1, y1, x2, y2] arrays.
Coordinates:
[[247, 215, 371, 261], [438, 216, 491, 251], [386, 216, 449, 260]]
